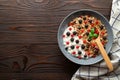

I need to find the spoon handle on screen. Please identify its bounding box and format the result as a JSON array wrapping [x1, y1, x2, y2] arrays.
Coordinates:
[[95, 39, 113, 71]]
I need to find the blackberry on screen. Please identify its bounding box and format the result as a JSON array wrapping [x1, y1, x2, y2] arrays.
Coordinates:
[[94, 49, 99, 54], [87, 38, 91, 42], [86, 43, 90, 48], [85, 24, 88, 29], [71, 45, 75, 49], [83, 17, 86, 20], [78, 26, 81, 30], [89, 20, 92, 23], [73, 31, 77, 35], [78, 51, 82, 55], [84, 55, 87, 58], [70, 38, 74, 42], [103, 36, 107, 40], [81, 44, 85, 49], [65, 47, 68, 51], [100, 25, 104, 30], [75, 40, 79, 44], [86, 32, 89, 36], [79, 20, 82, 24], [66, 32, 70, 36], [104, 46, 106, 49]]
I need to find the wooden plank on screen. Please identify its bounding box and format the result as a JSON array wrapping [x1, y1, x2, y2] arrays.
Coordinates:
[[0, 0, 112, 79]]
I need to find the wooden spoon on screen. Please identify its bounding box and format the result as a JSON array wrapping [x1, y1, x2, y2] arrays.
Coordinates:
[[95, 31, 113, 71]]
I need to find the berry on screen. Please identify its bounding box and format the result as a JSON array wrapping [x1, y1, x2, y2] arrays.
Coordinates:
[[91, 23, 94, 27], [72, 51, 76, 55], [92, 55, 96, 58], [75, 40, 79, 44], [87, 29, 91, 32], [80, 29, 84, 33], [79, 16, 82, 18], [89, 20, 92, 23], [68, 22, 74, 26], [104, 46, 106, 49], [86, 32, 89, 36], [78, 35, 82, 39], [94, 49, 99, 54], [91, 43, 96, 47], [69, 27, 72, 31], [83, 17, 86, 20], [76, 46, 79, 49], [78, 56, 82, 59], [87, 38, 91, 42], [79, 20, 82, 24], [86, 52, 90, 56], [83, 40, 87, 44], [78, 51, 82, 55], [102, 41, 105, 45], [71, 34, 74, 37], [66, 32, 70, 36], [71, 45, 75, 49], [66, 42, 69, 45], [101, 31, 105, 35], [84, 20, 87, 24], [84, 55, 87, 58], [70, 38, 74, 42], [95, 29, 99, 34], [103, 36, 107, 40], [65, 47, 68, 51], [86, 43, 90, 48], [73, 31, 77, 35], [78, 26, 81, 30], [62, 35, 65, 38], [81, 44, 85, 49], [96, 20, 99, 24], [100, 25, 104, 30], [85, 24, 88, 29]]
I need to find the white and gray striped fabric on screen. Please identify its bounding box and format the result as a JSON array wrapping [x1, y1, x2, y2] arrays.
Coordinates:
[[71, 0, 120, 80]]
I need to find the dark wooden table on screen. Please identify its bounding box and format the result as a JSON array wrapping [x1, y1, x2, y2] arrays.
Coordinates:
[[0, 0, 112, 80]]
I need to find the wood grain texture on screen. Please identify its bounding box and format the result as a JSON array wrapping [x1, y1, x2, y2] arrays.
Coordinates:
[[0, 0, 112, 80]]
